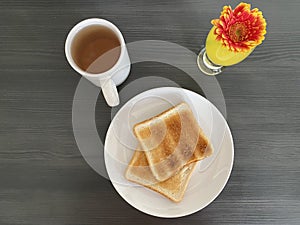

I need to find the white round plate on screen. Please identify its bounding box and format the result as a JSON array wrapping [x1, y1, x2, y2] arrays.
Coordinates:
[[104, 87, 234, 218]]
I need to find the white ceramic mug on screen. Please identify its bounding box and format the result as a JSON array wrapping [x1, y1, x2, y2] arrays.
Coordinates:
[[65, 18, 131, 106]]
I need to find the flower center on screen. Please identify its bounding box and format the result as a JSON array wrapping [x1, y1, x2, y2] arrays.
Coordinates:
[[229, 22, 249, 42]]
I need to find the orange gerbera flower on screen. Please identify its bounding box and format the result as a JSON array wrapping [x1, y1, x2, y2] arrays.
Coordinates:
[[211, 2, 267, 52]]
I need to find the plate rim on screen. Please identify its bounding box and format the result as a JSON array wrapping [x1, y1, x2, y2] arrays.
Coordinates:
[[104, 87, 234, 218]]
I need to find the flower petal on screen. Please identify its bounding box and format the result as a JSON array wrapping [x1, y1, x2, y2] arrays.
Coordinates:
[[211, 2, 267, 52]]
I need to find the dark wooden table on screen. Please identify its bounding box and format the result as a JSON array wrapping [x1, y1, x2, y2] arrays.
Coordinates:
[[1, 0, 300, 224]]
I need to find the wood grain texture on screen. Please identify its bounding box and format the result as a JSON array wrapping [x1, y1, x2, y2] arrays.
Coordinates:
[[0, 0, 300, 224]]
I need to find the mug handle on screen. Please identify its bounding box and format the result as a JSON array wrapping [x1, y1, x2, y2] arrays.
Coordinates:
[[100, 79, 120, 107]]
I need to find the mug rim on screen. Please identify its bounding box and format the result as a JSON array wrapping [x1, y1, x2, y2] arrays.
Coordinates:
[[65, 18, 126, 78]]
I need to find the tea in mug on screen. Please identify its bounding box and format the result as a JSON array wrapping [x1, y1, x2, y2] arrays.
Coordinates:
[[71, 25, 121, 74]]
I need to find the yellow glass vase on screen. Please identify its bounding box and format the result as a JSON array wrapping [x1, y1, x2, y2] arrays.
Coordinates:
[[197, 26, 254, 76]]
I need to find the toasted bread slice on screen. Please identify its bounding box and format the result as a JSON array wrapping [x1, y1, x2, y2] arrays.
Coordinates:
[[125, 149, 196, 203], [133, 102, 213, 182]]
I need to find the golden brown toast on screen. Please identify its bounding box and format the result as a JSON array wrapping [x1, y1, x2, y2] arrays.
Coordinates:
[[125, 149, 196, 203], [133, 102, 213, 182]]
